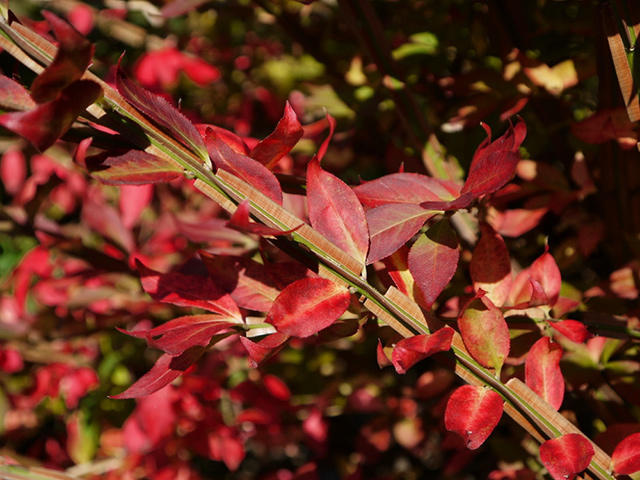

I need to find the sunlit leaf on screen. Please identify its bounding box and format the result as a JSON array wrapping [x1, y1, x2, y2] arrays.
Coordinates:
[[525, 337, 564, 410], [612, 432, 640, 475], [539, 434, 594, 480]]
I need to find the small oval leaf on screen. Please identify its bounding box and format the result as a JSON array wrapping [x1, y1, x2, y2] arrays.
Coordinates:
[[539, 434, 594, 480], [444, 385, 504, 450], [525, 337, 564, 410], [266, 278, 351, 337]]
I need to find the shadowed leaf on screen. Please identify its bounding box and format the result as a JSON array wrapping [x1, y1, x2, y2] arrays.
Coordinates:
[[88, 150, 182, 185], [391, 327, 454, 374], [307, 156, 369, 265], [240, 332, 288, 367], [31, 12, 94, 103], [227, 200, 301, 236], [408, 219, 459, 307], [470, 223, 512, 307], [0, 74, 36, 110]]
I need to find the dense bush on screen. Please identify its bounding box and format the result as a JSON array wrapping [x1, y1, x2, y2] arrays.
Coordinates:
[[0, 1, 639, 479]]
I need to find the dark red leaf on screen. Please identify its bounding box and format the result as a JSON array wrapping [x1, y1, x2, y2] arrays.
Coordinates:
[[266, 277, 351, 337], [354, 172, 458, 209], [525, 337, 564, 410], [0, 80, 102, 151], [377, 339, 392, 368], [204, 128, 283, 205], [444, 385, 504, 449], [119, 315, 238, 355], [110, 347, 204, 399], [408, 220, 459, 307], [196, 123, 249, 155], [250, 101, 303, 169], [391, 327, 454, 374], [307, 156, 369, 264], [316, 112, 336, 161], [31, 12, 94, 103], [458, 297, 510, 373], [88, 150, 182, 185], [227, 200, 301, 236], [136, 260, 242, 319], [539, 434, 594, 480], [419, 192, 475, 211], [461, 118, 526, 198], [116, 66, 208, 162], [366, 203, 436, 264], [239, 332, 288, 367], [0, 74, 36, 111], [612, 432, 640, 474], [470, 223, 512, 307]]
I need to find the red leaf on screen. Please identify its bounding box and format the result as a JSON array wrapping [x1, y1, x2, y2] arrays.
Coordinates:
[[539, 434, 594, 480], [353, 172, 458, 209], [120, 315, 238, 355], [366, 203, 436, 264], [88, 150, 182, 185], [419, 192, 475, 211], [458, 297, 510, 373], [316, 112, 336, 161], [204, 128, 283, 205], [307, 156, 369, 264], [239, 332, 288, 367], [136, 260, 242, 319], [227, 200, 301, 236], [391, 327, 454, 374], [408, 220, 459, 307], [116, 67, 208, 162], [612, 432, 640, 474], [0, 80, 102, 151], [444, 385, 504, 449], [550, 320, 589, 343], [82, 192, 135, 252], [161, 0, 210, 18], [461, 119, 526, 198], [266, 278, 351, 337], [529, 251, 561, 306], [470, 223, 512, 307], [1, 149, 27, 195], [68, 4, 94, 35], [377, 339, 392, 368], [525, 337, 564, 410], [110, 347, 204, 399], [0, 74, 36, 111], [196, 123, 249, 155], [488, 207, 548, 237], [119, 184, 153, 229], [31, 12, 94, 103], [250, 101, 303, 169]]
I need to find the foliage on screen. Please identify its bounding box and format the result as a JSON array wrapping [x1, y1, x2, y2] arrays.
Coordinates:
[[0, 1, 639, 479]]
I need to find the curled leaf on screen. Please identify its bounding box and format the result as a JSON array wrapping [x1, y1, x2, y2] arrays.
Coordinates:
[[250, 101, 303, 169]]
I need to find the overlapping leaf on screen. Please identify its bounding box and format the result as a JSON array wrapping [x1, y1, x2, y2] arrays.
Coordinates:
[[30, 12, 94, 103], [250, 102, 303, 169], [525, 337, 564, 410], [458, 297, 510, 373], [470, 223, 511, 307], [0, 80, 102, 151], [228, 200, 301, 236], [408, 219, 459, 307], [353, 172, 458, 209], [136, 260, 242, 320], [444, 385, 504, 450], [391, 327, 454, 374], [539, 434, 594, 480], [366, 204, 436, 264], [307, 157, 369, 265], [119, 315, 238, 355], [204, 128, 283, 205], [266, 278, 350, 337], [116, 67, 208, 163], [88, 150, 182, 185], [239, 332, 288, 367], [110, 347, 204, 399], [0, 74, 36, 111]]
